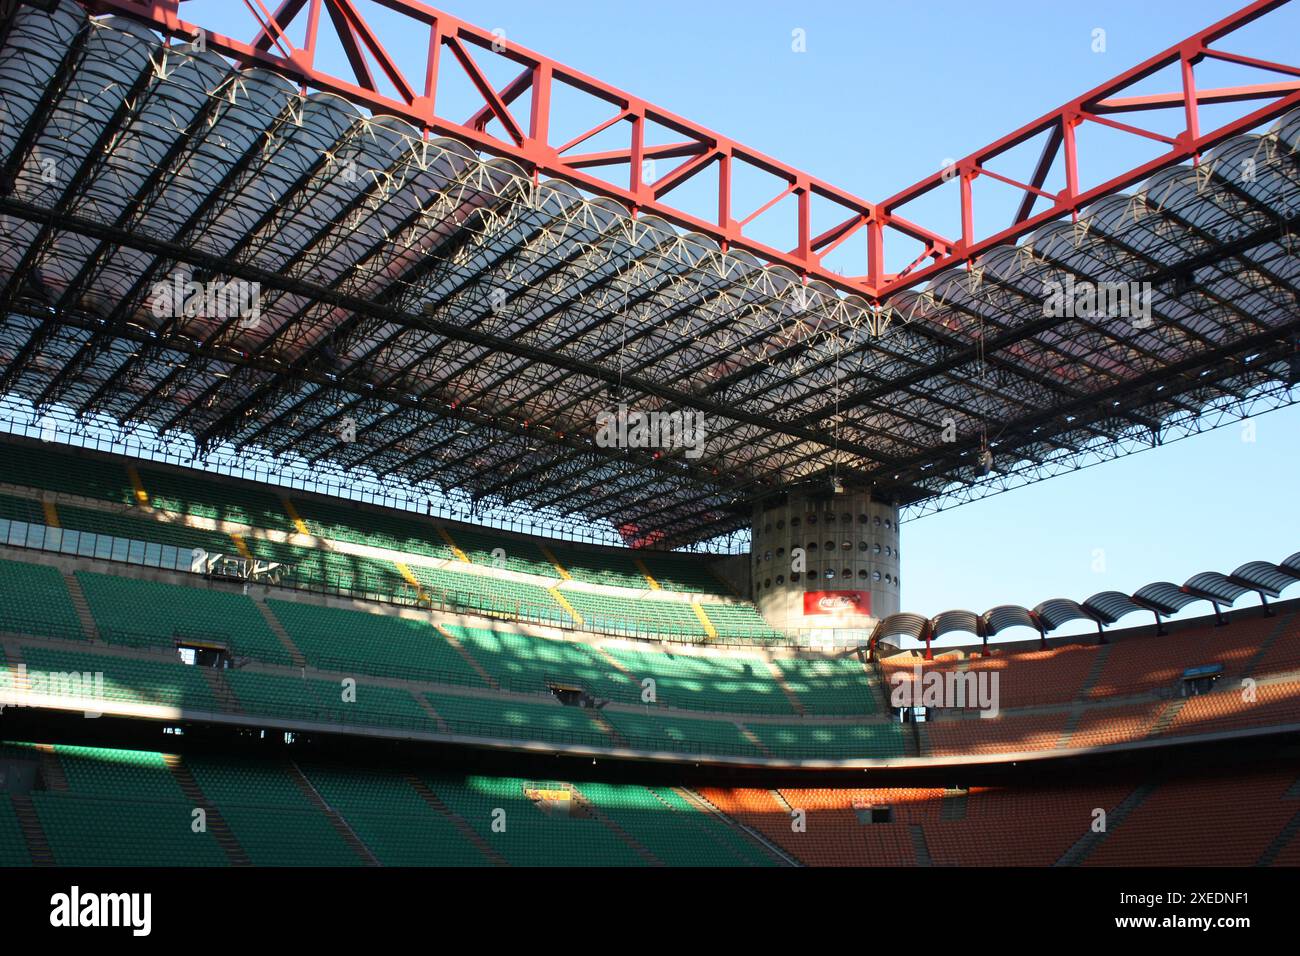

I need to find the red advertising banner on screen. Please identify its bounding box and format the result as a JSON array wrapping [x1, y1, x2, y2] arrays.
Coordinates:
[[803, 590, 872, 616]]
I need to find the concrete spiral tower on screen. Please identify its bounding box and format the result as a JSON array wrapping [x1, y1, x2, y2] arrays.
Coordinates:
[[750, 486, 901, 641]]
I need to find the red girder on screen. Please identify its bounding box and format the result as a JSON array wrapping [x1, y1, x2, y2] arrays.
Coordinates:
[[79, 0, 1300, 302], [873, 0, 1300, 296]]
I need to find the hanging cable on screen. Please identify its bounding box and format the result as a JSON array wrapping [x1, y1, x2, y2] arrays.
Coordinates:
[[614, 252, 631, 402], [830, 316, 845, 494], [976, 312, 994, 476]]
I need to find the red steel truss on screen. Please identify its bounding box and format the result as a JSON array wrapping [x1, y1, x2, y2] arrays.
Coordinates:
[[81, 0, 1300, 301]]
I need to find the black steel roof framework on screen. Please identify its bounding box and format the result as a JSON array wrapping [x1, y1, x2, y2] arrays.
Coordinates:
[[0, 3, 1298, 550]]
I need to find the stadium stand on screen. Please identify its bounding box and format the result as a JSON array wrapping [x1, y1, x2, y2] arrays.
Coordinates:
[[1, 440, 789, 644], [1, 0, 1299, 877], [3, 534, 1300, 764], [0, 795, 29, 867], [5, 739, 1294, 866], [303, 764, 491, 866], [443, 624, 630, 699], [1083, 770, 1300, 867], [186, 756, 364, 866], [922, 713, 1070, 756], [744, 721, 908, 760], [74, 571, 292, 664], [267, 600, 485, 687], [418, 774, 646, 867], [29, 745, 228, 867], [0, 559, 83, 640], [0, 442, 136, 505]]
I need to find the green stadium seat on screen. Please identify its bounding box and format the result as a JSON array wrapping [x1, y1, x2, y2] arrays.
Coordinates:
[[34, 792, 227, 866], [447, 527, 557, 578], [0, 795, 31, 867], [425, 774, 644, 867], [575, 781, 775, 866], [0, 559, 84, 640], [700, 601, 785, 640], [267, 599, 485, 687], [775, 657, 881, 715], [601, 710, 760, 758], [30, 746, 225, 866], [548, 545, 650, 589], [74, 571, 291, 664], [744, 721, 907, 759], [56, 503, 236, 557], [186, 756, 362, 866], [294, 497, 451, 559], [18, 645, 219, 711], [561, 590, 706, 638], [444, 624, 631, 699], [0, 442, 136, 505], [140, 466, 293, 532], [222, 670, 432, 730], [425, 689, 613, 747], [606, 647, 794, 714], [305, 764, 487, 866]]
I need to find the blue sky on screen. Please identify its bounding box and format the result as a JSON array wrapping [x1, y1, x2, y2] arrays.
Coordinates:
[[162, 0, 1300, 627]]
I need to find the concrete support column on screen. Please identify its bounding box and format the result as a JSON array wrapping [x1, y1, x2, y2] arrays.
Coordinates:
[[751, 487, 900, 643]]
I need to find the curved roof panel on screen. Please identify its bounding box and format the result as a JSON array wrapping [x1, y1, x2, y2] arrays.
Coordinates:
[[0, 2, 1298, 546], [983, 604, 1038, 636], [1228, 561, 1296, 598], [931, 609, 981, 639], [1182, 571, 1250, 605], [1032, 598, 1092, 632], [1133, 582, 1203, 615], [874, 613, 930, 643], [1082, 591, 1146, 625]]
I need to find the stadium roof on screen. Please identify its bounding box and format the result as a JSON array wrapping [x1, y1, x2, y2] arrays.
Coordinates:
[[1, 0, 1299, 549]]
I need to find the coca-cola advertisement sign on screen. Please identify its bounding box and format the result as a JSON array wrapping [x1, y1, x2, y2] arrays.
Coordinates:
[[803, 590, 872, 616]]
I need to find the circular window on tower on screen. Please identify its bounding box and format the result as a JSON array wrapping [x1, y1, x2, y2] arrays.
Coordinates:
[[825, 540, 835, 551], [825, 568, 836, 580], [884, 519, 892, 530], [841, 513, 852, 524], [777, 519, 785, 530], [858, 568, 869, 579], [791, 516, 801, 528], [808, 514, 818, 526], [858, 513, 869, 524], [776, 574, 785, 585], [842, 567, 852, 579], [873, 543, 881, 554], [873, 571, 882, 582], [859, 541, 869, 552], [808, 541, 819, 552], [841, 541, 852, 552], [874, 516, 882, 526], [790, 572, 800, 582], [884, 545, 892, 557]]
